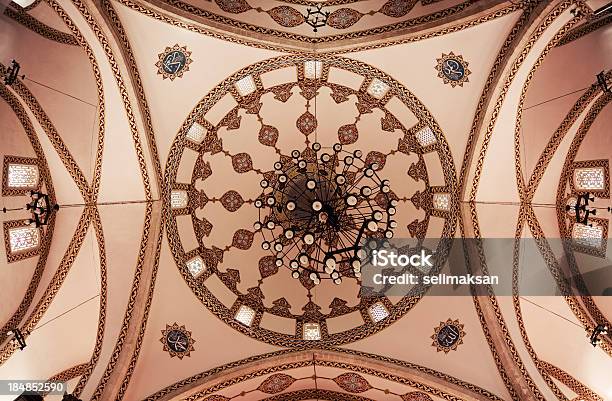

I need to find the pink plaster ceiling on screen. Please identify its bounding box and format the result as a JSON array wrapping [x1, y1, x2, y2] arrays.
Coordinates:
[[1, 0, 611, 400]]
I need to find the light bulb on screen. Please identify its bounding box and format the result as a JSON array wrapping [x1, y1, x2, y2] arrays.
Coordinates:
[[304, 233, 315, 245]]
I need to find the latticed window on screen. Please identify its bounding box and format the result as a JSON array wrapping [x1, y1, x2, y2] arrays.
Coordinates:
[[8, 226, 40, 253], [303, 322, 321, 340], [368, 302, 389, 323], [574, 167, 605, 191], [8, 163, 39, 188], [367, 78, 390, 99], [186, 122, 206, 144], [235, 75, 256, 97], [304, 60, 322, 79], [433, 193, 451, 211], [186, 256, 206, 277], [171, 190, 188, 209], [415, 126, 437, 147], [234, 305, 256, 326], [572, 223, 604, 249]]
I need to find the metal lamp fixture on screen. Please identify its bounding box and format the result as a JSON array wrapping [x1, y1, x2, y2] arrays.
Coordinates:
[[1, 190, 59, 227], [590, 324, 609, 347], [255, 142, 396, 285], [25, 190, 59, 228]]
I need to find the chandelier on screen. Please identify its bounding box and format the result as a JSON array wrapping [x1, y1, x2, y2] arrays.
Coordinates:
[[255, 142, 397, 285], [26, 190, 58, 228], [1, 190, 58, 228]]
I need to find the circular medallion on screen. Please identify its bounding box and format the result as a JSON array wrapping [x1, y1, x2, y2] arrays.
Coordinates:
[[156, 44, 192, 80], [435, 52, 471, 87], [431, 319, 466, 353], [166, 55, 458, 347], [160, 323, 195, 359]]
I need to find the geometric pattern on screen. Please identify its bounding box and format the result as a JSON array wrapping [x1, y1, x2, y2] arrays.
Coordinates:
[[166, 55, 458, 348]]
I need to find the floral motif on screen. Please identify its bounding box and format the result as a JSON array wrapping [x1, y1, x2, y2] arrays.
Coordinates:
[[435, 52, 471, 87], [365, 151, 387, 170], [380, 0, 417, 18], [381, 112, 402, 132], [402, 392, 434, 401], [333, 373, 372, 393], [408, 158, 427, 182], [267, 6, 305, 27], [231, 153, 253, 173], [258, 373, 296, 394], [327, 8, 363, 29], [338, 123, 359, 144], [215, 0, 251, 13], [232, 229, 254, 250], [219, 108, 242, 130], [271, 83, 294, 102], [220, 190, 244, 212], [407, 218, 427, 239], [296, 111, 317, 135], [259, 125, 279, 147], [259, 255, 278, 278]]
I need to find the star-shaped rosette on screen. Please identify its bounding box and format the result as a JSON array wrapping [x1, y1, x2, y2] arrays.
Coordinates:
[[435, 52, 471, 87], [156, 44, 193, 80], [431, 318, 466, 353], [160, 323, 196, 359]]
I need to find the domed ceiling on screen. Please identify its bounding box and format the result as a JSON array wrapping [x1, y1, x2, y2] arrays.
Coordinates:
[[166, 54, 457, 346], [0, 0, 611, 400]]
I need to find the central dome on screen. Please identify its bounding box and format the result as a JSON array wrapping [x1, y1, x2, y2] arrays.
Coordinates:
[[165, 55, 457, 346]]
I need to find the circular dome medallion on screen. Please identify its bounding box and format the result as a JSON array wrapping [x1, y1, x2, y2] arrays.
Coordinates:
[[166, 55, 458, 347]]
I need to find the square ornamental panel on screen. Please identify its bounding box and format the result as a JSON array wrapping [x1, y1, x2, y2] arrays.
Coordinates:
[[235, 305, 256, 327], [186, 122, 206, 144], [574, 167, 605, 191], [368, 302, 389, 323], [8, 225, 40, 253], [171, 190, 188, 209], [8, 163, 39, 188], [3, 156, 40, 196], [235, 75, 256, 97], [433, 193, 451, 211], [304, 60, 323, 79], [186, 255, 206, 277], [572, 223, 604, 250], [303, 322, 321, 340], [415, 126, 437, 147], [367, 78, 390, 99]]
